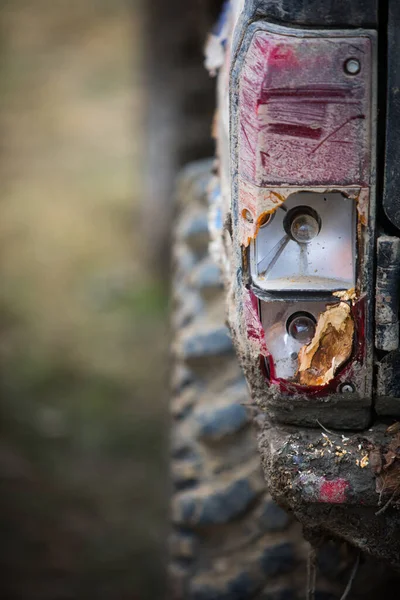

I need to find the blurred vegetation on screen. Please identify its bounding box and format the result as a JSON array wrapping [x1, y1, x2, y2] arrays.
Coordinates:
[[0, 1, 167, 598]]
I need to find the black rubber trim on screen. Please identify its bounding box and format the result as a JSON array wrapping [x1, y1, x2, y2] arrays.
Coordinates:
[[382, 0, 400, 230], [251, 0, 378, 28]]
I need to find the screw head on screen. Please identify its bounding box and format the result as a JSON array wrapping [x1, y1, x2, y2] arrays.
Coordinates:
[[344, 58, 361, 75], [339, 382, 355, 394]]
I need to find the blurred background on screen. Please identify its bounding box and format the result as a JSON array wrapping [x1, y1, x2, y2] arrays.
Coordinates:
[[0, 0, 217, 598]]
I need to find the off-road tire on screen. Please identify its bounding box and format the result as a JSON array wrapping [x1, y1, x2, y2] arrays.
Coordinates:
[[169, 160, 371, 600]]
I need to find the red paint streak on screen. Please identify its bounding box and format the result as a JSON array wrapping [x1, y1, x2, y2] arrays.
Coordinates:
[[352, 296, 366, 362], [319, 478, 349, 504], [310, 114, 365, 155], [244, 290, 268, 355], [253, 35, 269, 56], [269, 44, 298, 66], [260, 86, 350, 101], [266, 123, 323, 139]]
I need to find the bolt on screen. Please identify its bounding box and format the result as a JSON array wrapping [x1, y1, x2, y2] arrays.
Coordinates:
[[243, 209, 253, 223], [339, 383, 355, 394], [344, 58, 361, 75]]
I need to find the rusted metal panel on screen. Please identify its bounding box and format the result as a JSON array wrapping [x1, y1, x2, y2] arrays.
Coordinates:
[[383, 0, 400, 229], [250, 0, 378, 27], [376, 351, 400, 417]]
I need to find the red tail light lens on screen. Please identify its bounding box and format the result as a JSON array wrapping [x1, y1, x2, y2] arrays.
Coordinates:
[[231, 24, 376, 397]]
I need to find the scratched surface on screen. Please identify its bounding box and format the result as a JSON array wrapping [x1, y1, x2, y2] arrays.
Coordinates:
[[239, 31, 372, 186]]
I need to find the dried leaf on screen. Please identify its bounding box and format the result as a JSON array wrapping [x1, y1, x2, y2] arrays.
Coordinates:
[[387, 432, 400, 454], [333, 288, 356, 302], [376, 462, 400, 495], [369, 449, 382, 475], [298, 303, 354, 386], [386, 422, 400, 435], [383, 450, 397, 470], [376, 474, 386, 494]]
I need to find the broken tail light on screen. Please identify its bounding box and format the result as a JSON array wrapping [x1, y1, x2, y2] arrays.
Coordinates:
[[229, 22, 376, 424]]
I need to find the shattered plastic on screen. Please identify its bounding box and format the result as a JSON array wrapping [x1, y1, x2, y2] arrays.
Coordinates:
[[298, 302, 354, 386]]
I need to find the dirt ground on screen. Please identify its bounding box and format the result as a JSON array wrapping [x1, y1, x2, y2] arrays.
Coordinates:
[[0, 1, 167, 598]]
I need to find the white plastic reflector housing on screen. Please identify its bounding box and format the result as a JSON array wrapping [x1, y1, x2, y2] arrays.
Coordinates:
[[250, 191, 356, 292]]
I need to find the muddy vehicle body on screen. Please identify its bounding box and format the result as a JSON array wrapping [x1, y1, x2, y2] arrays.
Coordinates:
[[170, 1, 400, 597]]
